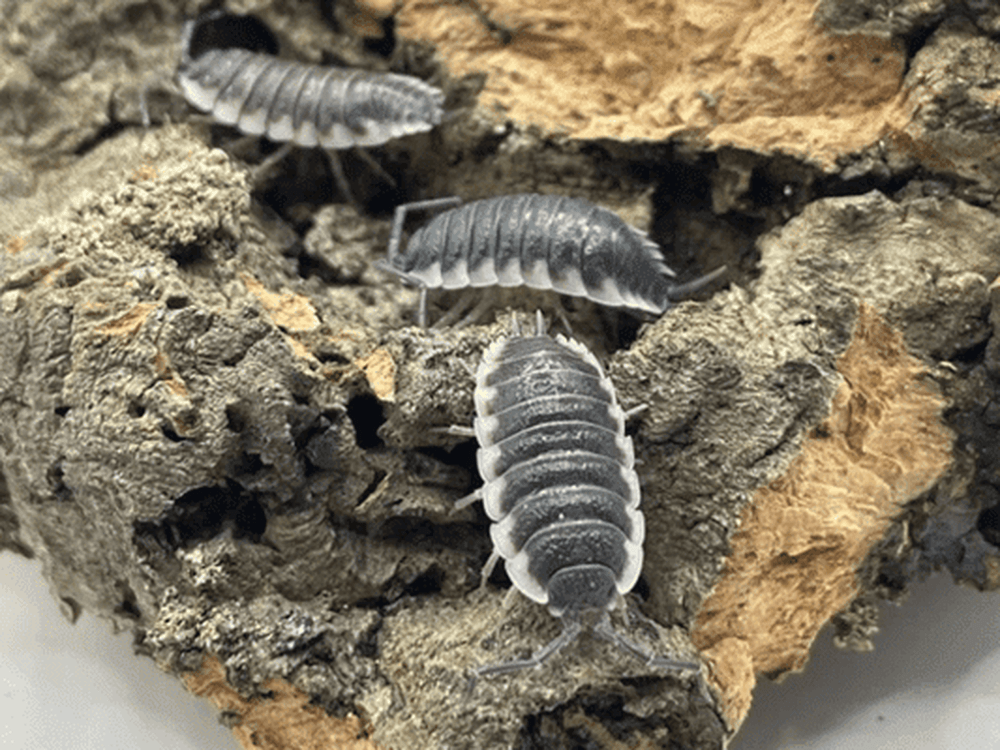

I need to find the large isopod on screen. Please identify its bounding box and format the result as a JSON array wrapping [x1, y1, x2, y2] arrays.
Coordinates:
[[452, 312, 701, 686]]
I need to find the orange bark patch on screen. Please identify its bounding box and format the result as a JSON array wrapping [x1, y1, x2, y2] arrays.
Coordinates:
[[693, 304, 954, 727], [183, 655, 383, 750], [354, 349, 396, 402], [385, 0, 909, 169], [95, 302, 156, 337], [243, 275, 320, 332], [129, 163, 159, 182]]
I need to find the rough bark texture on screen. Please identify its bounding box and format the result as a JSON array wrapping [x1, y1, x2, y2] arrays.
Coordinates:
[[3, 1, 1000, 749]]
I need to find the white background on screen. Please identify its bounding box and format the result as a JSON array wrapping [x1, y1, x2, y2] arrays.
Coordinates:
[[1, 551, 998, 749]]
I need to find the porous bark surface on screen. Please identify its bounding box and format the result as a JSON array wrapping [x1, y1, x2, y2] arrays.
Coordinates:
[[2, 1, 1000, 748]]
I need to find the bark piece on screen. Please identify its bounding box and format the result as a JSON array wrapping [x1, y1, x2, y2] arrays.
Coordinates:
[[384, 0, 909, 169]]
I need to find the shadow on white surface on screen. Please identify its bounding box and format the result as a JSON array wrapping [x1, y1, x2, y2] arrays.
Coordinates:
[[732, 573, 1000, 750], [0, 553, 234, 750]]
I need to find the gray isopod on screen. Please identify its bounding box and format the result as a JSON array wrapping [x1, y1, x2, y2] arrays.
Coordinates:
[[176, 14, 444, 150], [377, 194, 726, 326], [453, 313, 700, 685]]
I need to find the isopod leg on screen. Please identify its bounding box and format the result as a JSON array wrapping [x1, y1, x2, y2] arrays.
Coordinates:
[[431, 288, 478, 328], [352, 146, 397, 188], [251, 142, 294, 183], [479, 548, 500, 589], [623, 404, 649, 421], [324, 148, 357, 206], [453, 487, 482, 512], [452, 289, 497, 328], [437, 425, 476, 438]]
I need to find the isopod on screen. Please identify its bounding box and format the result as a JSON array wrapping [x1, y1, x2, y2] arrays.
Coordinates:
[[177, 14, 444, 150], [174, 11, 444, 201], [453, 312, 700, 685], [376, 194, 726, 326]]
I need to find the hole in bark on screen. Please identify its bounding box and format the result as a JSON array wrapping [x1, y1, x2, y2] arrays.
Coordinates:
[[346, 393, 385, 449], [168, 242, 206, 266], [362, 13, 396, 57], [133, 482, 268, 554], [401, 566, 444, 597], [128, 401, 145, 418], [977, 504, 1000, 547], [161, 424, 185, 441], [165, 295, 189, 309], [232, 452, 266, 475], [356, 621, 382, 658], [54, 405, 70, 417], [46, 461, 71, 500], [184, 11, 279, 60], [315, 347, 350, 365], [225, 403, 248, 432]]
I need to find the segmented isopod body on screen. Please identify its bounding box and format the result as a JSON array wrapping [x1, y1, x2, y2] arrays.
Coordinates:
[[176, 17, 444, 149], [379, 194, 724, 326], [474, 320, 643, 617], [462, 314, 698, 684]]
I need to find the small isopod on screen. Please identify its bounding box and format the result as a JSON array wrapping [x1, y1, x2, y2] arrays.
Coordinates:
[[376, 194, 726, 326], [177, 14, 444, 150], [174, 11, 444, 200], [452, 312, 700, 686]]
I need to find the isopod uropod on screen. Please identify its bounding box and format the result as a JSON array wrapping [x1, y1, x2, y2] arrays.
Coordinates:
[[454, 312, 700, 685], [176, 15, 445, 150], [377, 194, 726, 326]]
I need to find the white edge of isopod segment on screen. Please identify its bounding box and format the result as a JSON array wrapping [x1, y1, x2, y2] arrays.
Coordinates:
[[626, 505, 645, 546], [407, 260, 443, 289], [591, 275, 630, 307], [505, 549, 549, 604], [466, 256, 499, 286], [480, 476, 508, 522], [615, 535, 644, 594], [473, 413, 499, 451], [616, 433, 635, 469], [489, 513, 519, 559], [551, 265, 589, 298], [349, 119, 435, 148], [629, 227, 677, 277], [440, 257, 471, 289], [554, 334, 605, 377], [266, 114, 295, 142], [473, 381, 498, 421], [621, 464, 641, 510], [475, 338, 510, 387], [211, 89, 243, 125], [177, 75, 220, 113], [294, 119, 318, 147], [495, 257, 522, 286], [237, 106, 268, 136], [521, 257, 554, 291], [475, 443, 503, 482], [317, 122, 363, 150]]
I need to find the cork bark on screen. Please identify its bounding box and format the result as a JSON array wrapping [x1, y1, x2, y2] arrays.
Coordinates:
[[3, 1, 1000, 748]]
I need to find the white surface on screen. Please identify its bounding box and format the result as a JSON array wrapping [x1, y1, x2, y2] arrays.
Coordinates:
[[0, 553, 233, 750], [1, 551, 999, 749], [733, 573, 1000, 750]]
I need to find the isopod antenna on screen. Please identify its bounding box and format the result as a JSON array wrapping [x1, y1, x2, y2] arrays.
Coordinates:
[[466, 617, 584, 694]]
